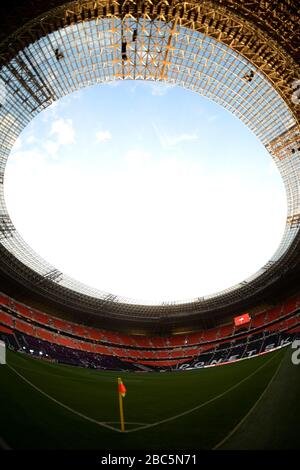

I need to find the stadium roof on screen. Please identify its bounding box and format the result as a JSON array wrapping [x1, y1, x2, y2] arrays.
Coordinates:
[[0, 0, 300, 332]]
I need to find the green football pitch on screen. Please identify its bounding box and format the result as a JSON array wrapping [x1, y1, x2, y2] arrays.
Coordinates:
[[0, 346, 299, 450]]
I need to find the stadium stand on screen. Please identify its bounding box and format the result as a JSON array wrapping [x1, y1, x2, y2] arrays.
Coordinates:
[[0, 291, 299, 371]]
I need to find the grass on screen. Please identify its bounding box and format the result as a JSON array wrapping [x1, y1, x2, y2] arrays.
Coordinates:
[[0, 347, 292, 449]]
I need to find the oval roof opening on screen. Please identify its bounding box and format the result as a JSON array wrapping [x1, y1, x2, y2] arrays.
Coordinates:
[[5, 81, 287, 303]]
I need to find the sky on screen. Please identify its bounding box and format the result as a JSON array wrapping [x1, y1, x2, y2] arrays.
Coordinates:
[[4, 80, 287, 303]]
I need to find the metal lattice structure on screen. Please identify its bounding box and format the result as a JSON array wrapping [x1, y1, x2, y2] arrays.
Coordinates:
[[0, 0, 300, 328]]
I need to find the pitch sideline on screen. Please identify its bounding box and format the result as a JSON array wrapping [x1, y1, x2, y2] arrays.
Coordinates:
[[213, 350, 285, 449], [125, 350, 283, 434]]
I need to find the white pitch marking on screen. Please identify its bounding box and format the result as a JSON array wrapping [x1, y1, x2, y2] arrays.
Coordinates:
[[7, 364, 122, 433], [7, 350, 281, 435], [213, 351, 285, 449], [104, 421, 149, 425], [124, 351, 282, 433]]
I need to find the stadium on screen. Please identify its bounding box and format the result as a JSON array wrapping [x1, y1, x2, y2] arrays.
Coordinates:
[[0, 0, 299, 453]]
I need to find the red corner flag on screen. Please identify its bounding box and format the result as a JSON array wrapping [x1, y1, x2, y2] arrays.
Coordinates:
[[118, 378, 127, 398], [118, 378, 126, 432], [234, 313, 251, 327]]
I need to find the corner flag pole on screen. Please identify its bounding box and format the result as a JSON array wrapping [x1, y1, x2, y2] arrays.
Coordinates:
[[118, 377, 125, 432]]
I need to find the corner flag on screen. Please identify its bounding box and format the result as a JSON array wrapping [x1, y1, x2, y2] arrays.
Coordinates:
[[118, 378, 127, 397], [118, 378, 126, 432]]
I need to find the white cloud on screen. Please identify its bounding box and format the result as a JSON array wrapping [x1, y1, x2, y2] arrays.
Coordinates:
[[43, 140, 59, 158], [152, 123, 198, 150], [124, 148, 151, 168], [13, 136, 22, 151], [167, 133, 198, 146], [105, 80, 121, 87], [26, 134, 37, 145], [268, 160, 280, 176], [50, 118, 75, 145], [208, 114, 218, 123], [37, 118, 76, 158], [150, 82, 176, 96], [95, 130, 112, 143]]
